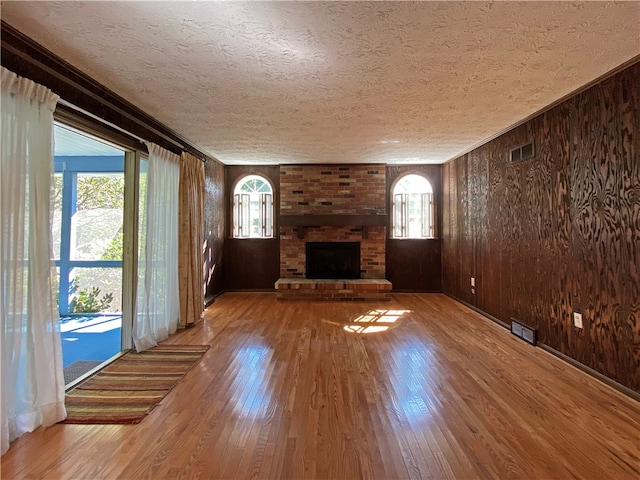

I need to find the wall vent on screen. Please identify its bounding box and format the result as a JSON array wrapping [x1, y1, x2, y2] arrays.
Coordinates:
[[510, 142, 535, 164], [511, 318, 537, 345]]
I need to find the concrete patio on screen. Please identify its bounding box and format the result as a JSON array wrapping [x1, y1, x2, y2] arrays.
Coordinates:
[[60, 315, 122, 384]]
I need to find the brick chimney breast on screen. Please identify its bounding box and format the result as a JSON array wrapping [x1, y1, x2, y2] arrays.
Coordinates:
[[279, 165, 386, 279]]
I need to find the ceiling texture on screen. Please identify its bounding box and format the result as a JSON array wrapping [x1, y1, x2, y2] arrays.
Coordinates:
[[1, 1, 639, 165]]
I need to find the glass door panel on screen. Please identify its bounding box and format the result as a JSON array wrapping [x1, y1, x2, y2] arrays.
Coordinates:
[[135, 158, 148, 327], [52, 173, 63, 261], [54, 124, 127, 385], [70, 173, 124, 261]]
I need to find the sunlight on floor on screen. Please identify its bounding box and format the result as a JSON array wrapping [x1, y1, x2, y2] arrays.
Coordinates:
[[343, 309, 411, 334], [60, 315, 122, 369], [70, 318, 121, 334]]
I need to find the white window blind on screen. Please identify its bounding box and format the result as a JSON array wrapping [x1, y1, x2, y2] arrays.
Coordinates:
[[421, 192, 434, 237], [262, 193, 273, 237], [393, 193, 407, 237]]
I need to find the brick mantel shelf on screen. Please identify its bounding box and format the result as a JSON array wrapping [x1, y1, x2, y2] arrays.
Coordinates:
[[280, 214, 388, 239]]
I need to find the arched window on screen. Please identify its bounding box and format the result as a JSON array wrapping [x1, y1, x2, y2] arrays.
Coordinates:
[[233, 175, 274, 238], [391, 174, 435, 238]]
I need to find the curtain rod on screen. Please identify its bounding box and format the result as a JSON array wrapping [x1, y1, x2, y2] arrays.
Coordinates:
[[58, 98, 207, 163]]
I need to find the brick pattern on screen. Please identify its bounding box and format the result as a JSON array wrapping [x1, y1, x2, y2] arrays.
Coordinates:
[[279, 164, 387, 280], [280, 225, 386, 278], [280, 165, 385, 215], [275, 279, 392, 301]]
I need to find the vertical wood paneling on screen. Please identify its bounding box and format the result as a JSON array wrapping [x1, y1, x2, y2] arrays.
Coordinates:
[[622, 64, 640, 391], [457, 156, 475, 305], [479, 134, 508, 322], [385, 165, 442, 291], [203, 159, 225, 298], [225, 239, 280, 290], [442, 161, 457, 294], [442, 62, 640, 394], [505, 126, 529, 326], [570, 76, 627, 380], [470, 145, 496, 317], [385, 239, 441, 291], [522, 122, 540, 326], [539, 104, 572, 350], [224, 165, 280, 290]]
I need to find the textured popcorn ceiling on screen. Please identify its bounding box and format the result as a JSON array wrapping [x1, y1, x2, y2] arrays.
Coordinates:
[[2, 1, 639, 165]]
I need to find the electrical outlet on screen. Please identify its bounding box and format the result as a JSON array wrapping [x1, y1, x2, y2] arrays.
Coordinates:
[[471, 277, 475, 287], [573, 312, 583, 329]]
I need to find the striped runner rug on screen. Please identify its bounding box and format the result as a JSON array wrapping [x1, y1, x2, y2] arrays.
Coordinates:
[[63, 344, 209, 424]]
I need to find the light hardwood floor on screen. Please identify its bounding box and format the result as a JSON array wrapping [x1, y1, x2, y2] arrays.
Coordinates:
[[2, 293, 639, 479]]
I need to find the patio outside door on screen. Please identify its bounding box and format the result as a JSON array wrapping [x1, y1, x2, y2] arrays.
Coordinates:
[[53, 125, 126, 385]]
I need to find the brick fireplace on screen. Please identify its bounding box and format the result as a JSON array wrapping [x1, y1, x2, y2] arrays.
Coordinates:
[[306, 241, 360, 279], [277, 165, 391, 300]]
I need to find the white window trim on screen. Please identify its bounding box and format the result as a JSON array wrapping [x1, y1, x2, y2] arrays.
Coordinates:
[[391, 174, 436, 239], [232, 175, 274, 239]]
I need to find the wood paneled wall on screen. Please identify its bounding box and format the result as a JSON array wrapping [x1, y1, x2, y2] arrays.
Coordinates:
[[203, 159, 226, 299], [386, 165, 443, 291], [442, 63, 640, 393], [224, 164, 445, 291], [224, 165, 281, 290]]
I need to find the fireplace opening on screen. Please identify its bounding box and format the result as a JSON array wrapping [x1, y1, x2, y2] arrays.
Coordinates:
[[306, 242, 360, 279]]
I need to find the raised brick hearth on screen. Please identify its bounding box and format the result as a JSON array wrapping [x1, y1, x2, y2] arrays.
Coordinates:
[[275, 279, 392, 301], [277, 164, 391, 299]]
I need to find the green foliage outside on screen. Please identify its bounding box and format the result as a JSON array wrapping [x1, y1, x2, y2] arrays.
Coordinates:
[[52, 174, 63, 210], [76, 175, 125, 210], [52, 174, 125, 211], [53, 174, 126, 312], [101, 229, 123, 261], [240, 178, 269, 193], [70, 278, 114, 313]]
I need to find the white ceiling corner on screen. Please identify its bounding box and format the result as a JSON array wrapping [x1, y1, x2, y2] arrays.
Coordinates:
[[2, 1, 639, 165]]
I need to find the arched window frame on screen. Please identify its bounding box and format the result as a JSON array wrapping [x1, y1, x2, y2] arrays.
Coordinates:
[[391, 173, 435, 239], [232, 174, 274, 238]]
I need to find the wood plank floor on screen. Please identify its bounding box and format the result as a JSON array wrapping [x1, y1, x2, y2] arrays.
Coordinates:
[[2, 293, 639, 479]]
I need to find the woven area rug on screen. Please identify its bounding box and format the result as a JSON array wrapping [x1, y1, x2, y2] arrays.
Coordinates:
[[63, 344, 209, 424]]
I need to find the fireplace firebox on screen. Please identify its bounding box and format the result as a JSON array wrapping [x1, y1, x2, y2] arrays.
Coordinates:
[[306, 242, 360, 279]]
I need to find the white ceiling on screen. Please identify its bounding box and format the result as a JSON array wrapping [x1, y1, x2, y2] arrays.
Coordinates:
[[54, 124, 125, 157], [2, 1, 639, 165]]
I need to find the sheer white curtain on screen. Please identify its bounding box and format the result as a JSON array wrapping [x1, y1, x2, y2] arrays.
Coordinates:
[[133, 143, 180, 351], [1, 67, 66, 455]]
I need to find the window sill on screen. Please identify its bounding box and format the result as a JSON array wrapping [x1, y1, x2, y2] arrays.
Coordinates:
[[389, 237, 440, 240], [230, 236, 276, 240]]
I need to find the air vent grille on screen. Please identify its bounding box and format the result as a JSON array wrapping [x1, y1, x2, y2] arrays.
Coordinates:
[[510, 142, 535, 164], [511, 318, 537, 346]]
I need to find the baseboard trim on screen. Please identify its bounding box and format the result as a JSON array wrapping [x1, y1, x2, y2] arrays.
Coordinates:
[[444, 293, 510, 329], [223, 289, 276, 293], [391, 289, 443, 293], [444, 292, 640, 403], [204, 290, 225, 307], [539, 345, 640, 403]]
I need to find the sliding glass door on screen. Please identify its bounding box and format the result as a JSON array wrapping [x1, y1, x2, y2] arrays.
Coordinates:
[[53, 124, 140, 385]]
